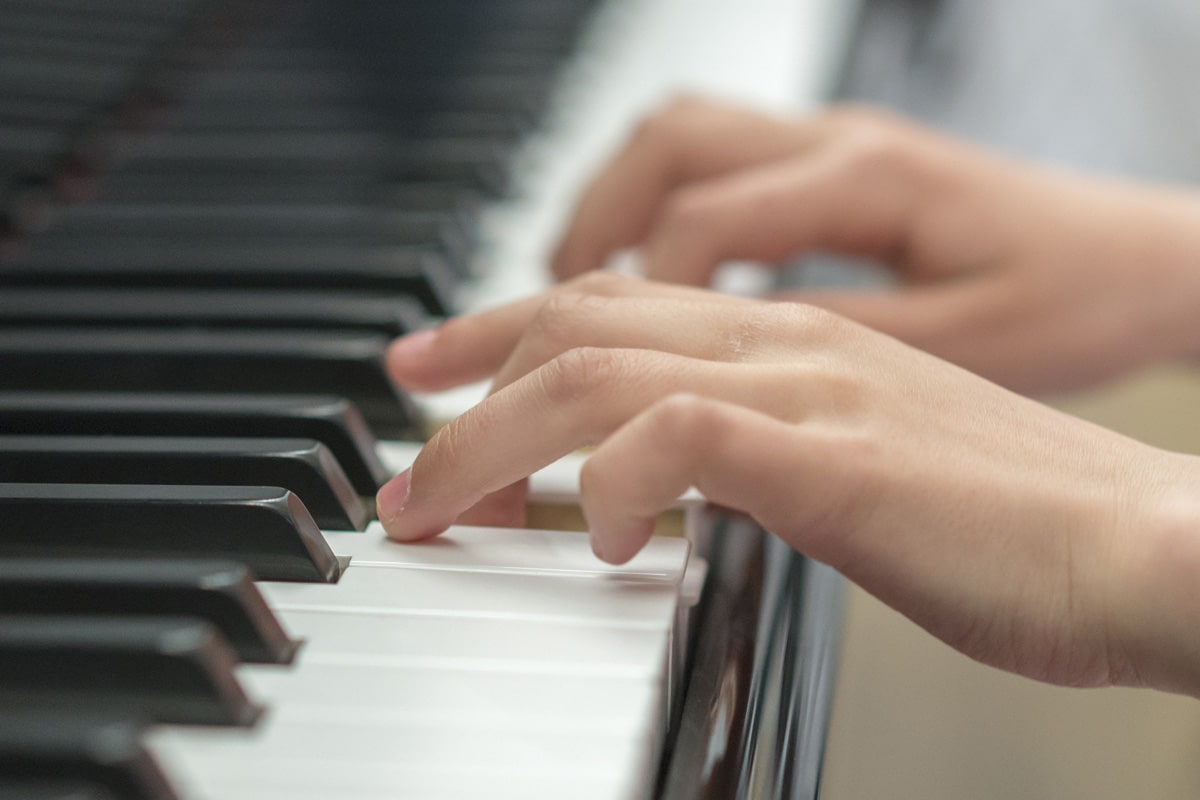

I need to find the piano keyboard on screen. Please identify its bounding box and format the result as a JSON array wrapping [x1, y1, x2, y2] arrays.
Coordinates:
[[146, 527, 695, 800], [0, 0, 855, 797]]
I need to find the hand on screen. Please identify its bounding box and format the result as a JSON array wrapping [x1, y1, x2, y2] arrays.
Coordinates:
[[378, 274, 1200, 697], [551, 96, 1200, 394]]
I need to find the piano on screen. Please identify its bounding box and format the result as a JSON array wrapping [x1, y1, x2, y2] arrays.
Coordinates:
[[0, 1, 855, 797]]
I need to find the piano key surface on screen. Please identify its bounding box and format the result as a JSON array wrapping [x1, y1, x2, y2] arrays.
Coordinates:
[[149, 524, 690, 800]]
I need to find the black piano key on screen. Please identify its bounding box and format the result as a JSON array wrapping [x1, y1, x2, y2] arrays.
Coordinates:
[[0, 780, 118, 800], [0, 714, 177, 800], [43, 206, 476, 274], [0, 435, 370, 530], [0, 94, 90, 127], [0, 392, 390, 495], [97, 172, 484, 215], [0, 0, 196, 24], [166, 103, 530, 141], [0, 288, 427, 338], [111, 143, 511, 196], [0, 9, 179, 46], [0, 37, 152, 85], [0, 483, 340, 583], [0, 328, 423, 438], [186, 72, 553, 117], [53, 203, 473, 246], [0, 616, 260, 727], [1, 244, 456, 316], [0, 59, 134, 104], [0, 558, 296, 665]]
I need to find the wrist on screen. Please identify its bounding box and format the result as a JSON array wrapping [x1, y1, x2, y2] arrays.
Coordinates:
[[1107, 451, 1200, 696]]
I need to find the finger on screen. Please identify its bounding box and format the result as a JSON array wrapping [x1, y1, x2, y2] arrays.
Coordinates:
[[452, 477, 529, 530], [580, 394, 853, 564], [386, 273, 746, 392], [638, 145, 926, 286], [489, 292, 757, 393], [551, 97, 835, 280], [457, 286, 757, 531], [385, 293, 547, 392], [377, 349, 796, 542]]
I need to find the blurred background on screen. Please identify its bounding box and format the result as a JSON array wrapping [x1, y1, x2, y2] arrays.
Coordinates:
[[818, 2, 1200, 796]]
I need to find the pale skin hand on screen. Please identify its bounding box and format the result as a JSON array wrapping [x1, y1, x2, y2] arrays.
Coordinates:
[[378, 274, 1200, 698], [551, 96, 1200, 394]]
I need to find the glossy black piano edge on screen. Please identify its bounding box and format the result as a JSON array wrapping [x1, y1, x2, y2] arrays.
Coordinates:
[[655, 519, 845, 800]]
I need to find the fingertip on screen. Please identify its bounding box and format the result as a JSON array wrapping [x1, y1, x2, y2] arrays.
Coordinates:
[[377, 469, 451, 542], [587, 518, 655, 565], [376, 469, 414, 539], [386, 328, 440, 386]]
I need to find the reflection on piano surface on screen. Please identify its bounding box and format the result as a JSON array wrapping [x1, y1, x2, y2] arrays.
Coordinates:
[[0, 1, 851, 797]]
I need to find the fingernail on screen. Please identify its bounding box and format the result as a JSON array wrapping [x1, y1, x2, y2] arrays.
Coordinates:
[[387, 328, 437, 365], [376, 468, 412, 522]]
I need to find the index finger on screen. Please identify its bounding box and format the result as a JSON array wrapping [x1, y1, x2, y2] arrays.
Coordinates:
[[385, 273, 746, 392], [378, 347, 770, 542], [550, 96, 833, 280]]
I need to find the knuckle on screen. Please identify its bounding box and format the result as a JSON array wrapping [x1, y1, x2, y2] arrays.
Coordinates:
[[783, 301, 847, 340], [730, 302, 845, 359], [650, 393, 730, 450], [840, 129, 920, 181], [540, 346, 624, 406], [424, 419, 467, 471], [725, 305, 781, 359], [527, 291, 593, 346], [817, 105, 921, 177], [631, 93, 707, 145]]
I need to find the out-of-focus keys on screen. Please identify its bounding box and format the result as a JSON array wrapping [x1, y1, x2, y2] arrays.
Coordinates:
[[0, 483, 340, 583], [0, 780, 118, 800], [0, 616, 259, 727], [0, 328, 422, 438], [0, 392, 390, 495], [0, 713, 177, 800], [0, 559, 296, 664], [0, 435, 369, 530], [0, 288, 426, 337], [0, 242, 455, 316]]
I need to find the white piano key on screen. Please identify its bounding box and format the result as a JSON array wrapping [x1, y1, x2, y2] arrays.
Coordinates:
[[182, 780, 632, 800], [162, 753, 641, 800], [282, 610, 668, 677], [151, 716, 652, 772], [235, 657, 662, 717], [150, 661, 660, 798], [325, 523, 690, 582], [259, 564, 681, 629]]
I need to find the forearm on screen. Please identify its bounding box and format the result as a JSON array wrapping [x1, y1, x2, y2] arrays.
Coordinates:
[[1122, 186, 1200, 364]]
